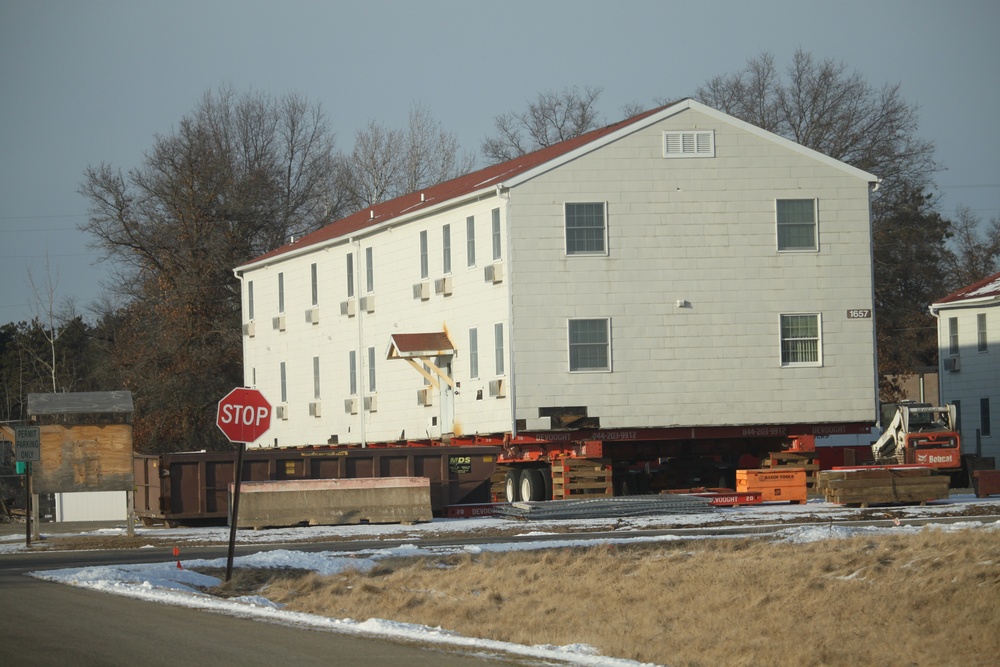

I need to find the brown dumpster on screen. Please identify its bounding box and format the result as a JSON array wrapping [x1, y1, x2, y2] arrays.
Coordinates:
[[134, 445, 498, 526], [973, 469, 1000, 498]]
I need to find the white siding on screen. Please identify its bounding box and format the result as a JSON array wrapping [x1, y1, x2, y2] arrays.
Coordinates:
[[508, 108, 876, 429], [936, 304, 998, 461]]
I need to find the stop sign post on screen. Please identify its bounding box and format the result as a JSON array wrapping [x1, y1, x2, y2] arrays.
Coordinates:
[[216, 387, 272, 581]]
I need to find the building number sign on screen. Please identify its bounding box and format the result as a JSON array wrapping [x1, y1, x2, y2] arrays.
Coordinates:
[[846, 309, 872, 319]]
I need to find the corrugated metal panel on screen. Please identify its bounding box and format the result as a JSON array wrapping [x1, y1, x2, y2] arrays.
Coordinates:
[[27, 391, 134, 416]]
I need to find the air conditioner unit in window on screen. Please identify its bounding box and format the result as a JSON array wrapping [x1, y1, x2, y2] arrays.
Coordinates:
[[344, 397, 359, 414], [484, 262, 504, 284], [308, 401, 322, 417], [340, 299, 356, 317], [943, 357, 961, 372], [272, 315, 286, 331], [275, 405, 289, 420], [434, 276, 453, 295], [364, 395, 377, 412], [360, 295, 375, 313], [242, 322, 256, 338], [413, 281, 430, 300], [489, 379, 506, 398], [417, 387, 432, 406], [305, 307, 320, 324]]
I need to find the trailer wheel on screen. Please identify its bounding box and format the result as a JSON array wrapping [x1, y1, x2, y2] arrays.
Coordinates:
[[520, 468, 546, 502], [504, 469, 522, 502]]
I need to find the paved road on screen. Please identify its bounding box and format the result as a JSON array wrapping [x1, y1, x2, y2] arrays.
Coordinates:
[[0, 544, 518, 667]]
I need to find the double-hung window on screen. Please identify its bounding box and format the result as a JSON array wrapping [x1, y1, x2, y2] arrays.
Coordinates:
[[466, 216, 476, 267], [346, 253, 354, 298], [310, 263, 318, 306], [494, 323, 504, 376], [491, 208, 502, 261], [368, 347, 377, 393], [348, 351, 357, 395], [981, 398, 992, 437], [247, 281, 255, 320], [978, 313, 987, 352], [776, 199, 817, 251], [565, 202, 607, 255], [279, 361, 287, 403], [312, 356, 321, 400], [365, 247, 374, 293], [469, 328, 479, 379], [949, 317, 959, 355], [442, 224, 451, 274], [780, 314, 822, 366], [568, 319, 611, 371], [419, 231, 429, 279], [277, 272, 285, 313]]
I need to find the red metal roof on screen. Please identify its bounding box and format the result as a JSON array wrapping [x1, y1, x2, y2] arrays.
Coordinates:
[[933, 270, 1000, 306], [388, 332, 455, 357], [245, 103, 678, 266]]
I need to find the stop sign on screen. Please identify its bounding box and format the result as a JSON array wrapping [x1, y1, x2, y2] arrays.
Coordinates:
[[217, 388, 272, 443]]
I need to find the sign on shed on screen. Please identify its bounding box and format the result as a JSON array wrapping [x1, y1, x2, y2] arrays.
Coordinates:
[[14, 426, 41, 462]]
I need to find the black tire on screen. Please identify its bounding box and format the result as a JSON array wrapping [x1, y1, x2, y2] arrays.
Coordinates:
[[520, 468, 546, 502], [504, 469, 522, 502]]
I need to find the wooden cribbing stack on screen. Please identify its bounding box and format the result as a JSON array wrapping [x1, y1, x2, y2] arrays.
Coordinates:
[[761, 451, 820, 490], [551, 458, 613, 499], [816, 466, 949, 507]]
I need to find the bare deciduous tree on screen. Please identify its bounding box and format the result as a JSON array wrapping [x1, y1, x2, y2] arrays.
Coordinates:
[[481, 86, 605, 164], [943, 206, 1000, 288], [339, 102, 475, 211], [79, 86, 342, 452]]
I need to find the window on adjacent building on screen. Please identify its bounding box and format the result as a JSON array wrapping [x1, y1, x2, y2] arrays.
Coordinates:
[[494, 323, 504, 376], [280, 361, 287, 403], [277, 272, 285, 312], [491, 208, 502, 261], [565, 202, 607, 255], [247, 281, 255, 320], [310, 263, 318, 306], [443, 224, 451, 274], [419, 230, 429, 279], [349, 350, 357, 395], [780, 314, 822, 365], [978, 313, 987, 352], [569, 319, 611, 371], [466, 216, 476, 267], [776, 199, 817, 251], [981, 398, 992, 437], [368, 346, 376, 393], [663, 130, 715, 158], [365, 247, 374, 293], [949, 317, 959, 355], [313, 356, 321, 399], [346, 253, 355, 298], [469, 328, 479, 379]]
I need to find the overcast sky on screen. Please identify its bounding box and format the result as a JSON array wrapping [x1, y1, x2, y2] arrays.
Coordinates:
[[2, 0, 998, 325]]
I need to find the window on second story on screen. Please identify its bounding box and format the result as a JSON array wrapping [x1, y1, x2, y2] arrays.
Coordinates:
[[466, 216, 476, 267], [491, 208, 502, 261], [949, 317, 959, 355], [776, 199, 817, 251], [443, 224, 451, 274], [419, 231, 429, 279], [565, 202, 607, 255], [280, 361, 287, 403], [780, 314, 822, 366], [365, 247, 374, 293], [978, 313, 987, 352], [247, 281, 255, 320], [310, 263, 318, 306], [277, 272, 285, 313], [346, 253, 355, 298]]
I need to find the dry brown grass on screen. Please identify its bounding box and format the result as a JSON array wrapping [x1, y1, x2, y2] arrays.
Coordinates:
[[216, 528, 1000, 667]]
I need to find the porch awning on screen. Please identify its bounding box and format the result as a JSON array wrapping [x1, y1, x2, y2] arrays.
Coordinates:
[[387, 332, 456, 390]]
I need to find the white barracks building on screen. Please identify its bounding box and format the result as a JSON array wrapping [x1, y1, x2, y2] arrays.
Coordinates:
[[234, 99, 879, 449]]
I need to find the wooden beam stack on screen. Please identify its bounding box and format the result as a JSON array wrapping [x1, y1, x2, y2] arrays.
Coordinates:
[[816, 467, 949, 507]]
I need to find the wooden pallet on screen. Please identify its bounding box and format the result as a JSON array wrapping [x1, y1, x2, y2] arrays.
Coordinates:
[[761, 452, 820, 489], [817, 467, 949, 507], [490, 468, 508, 502], [551, 458, 613, 500]]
